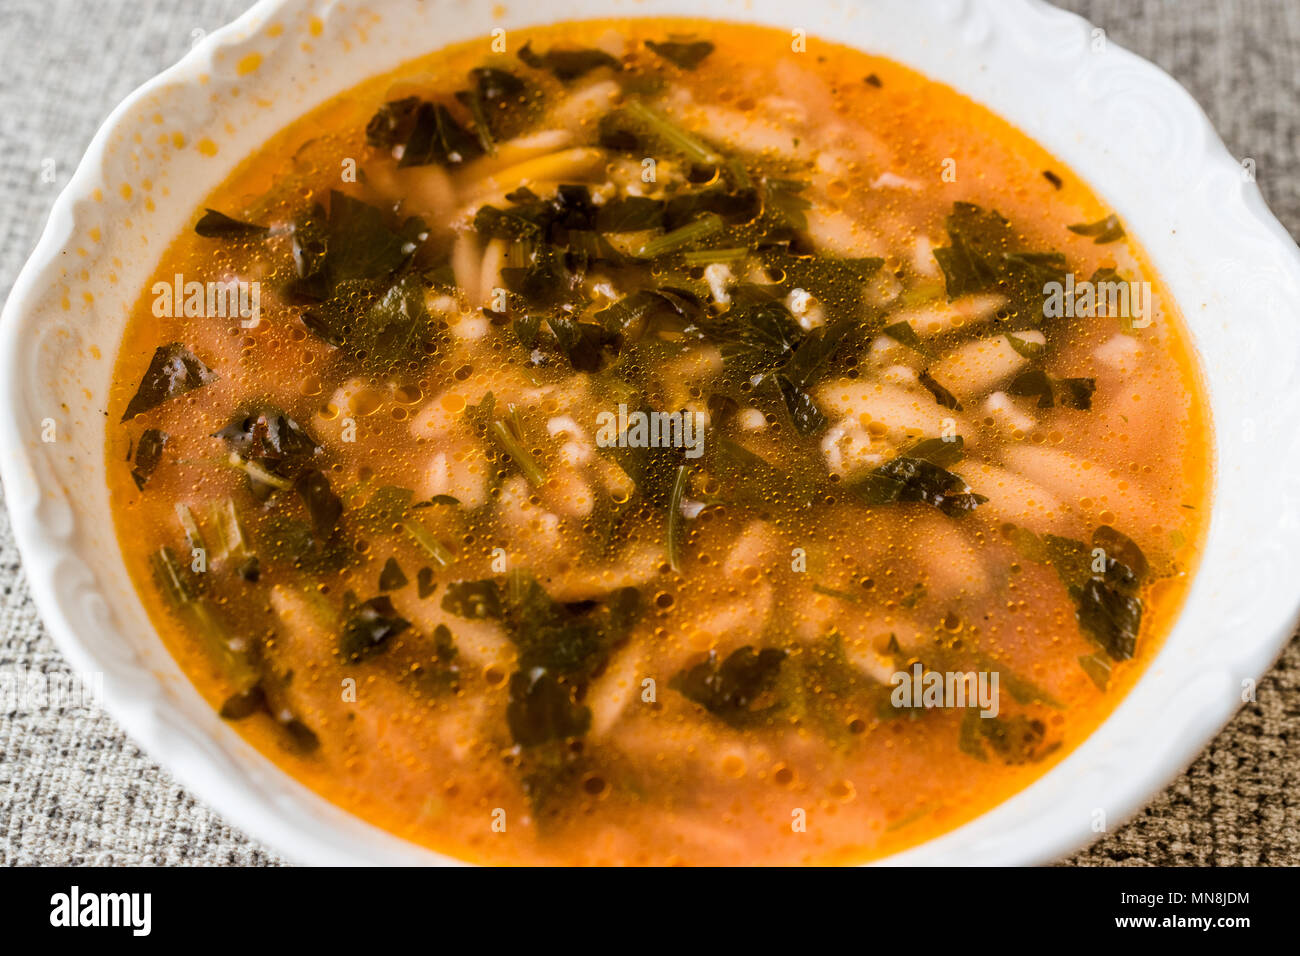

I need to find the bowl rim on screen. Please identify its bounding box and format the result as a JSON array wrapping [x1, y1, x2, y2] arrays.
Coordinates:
[[3, 0, 1299, 866]]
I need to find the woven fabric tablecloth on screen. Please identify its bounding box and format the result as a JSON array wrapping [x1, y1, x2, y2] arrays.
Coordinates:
[[1, 0, 1297, 866]]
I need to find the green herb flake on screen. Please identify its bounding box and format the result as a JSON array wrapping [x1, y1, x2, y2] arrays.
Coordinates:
[[671, 645, 787, 727], [121, 344, 217, 421], [931, 201, 1067, 324], [851, 448, 986, 517], [379, 556, 409, 591], [194, 208, 269, 239], [339, 594, 411, 661], [518, 42, 622, 82], [130, 429, 169, 489], [416, 567, 437, 599], [1079, 652, 1112, 691], [666, 464, 689, 572], [1067, 214, 1125, 244], [883, 320, 932, 358], [644, 38, 715, 70]]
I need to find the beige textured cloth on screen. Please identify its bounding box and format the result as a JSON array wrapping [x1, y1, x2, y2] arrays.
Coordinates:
[[0, 0, 1296, 865]]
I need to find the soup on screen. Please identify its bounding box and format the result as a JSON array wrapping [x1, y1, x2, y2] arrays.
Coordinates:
[[108, 19, 1211, 865]]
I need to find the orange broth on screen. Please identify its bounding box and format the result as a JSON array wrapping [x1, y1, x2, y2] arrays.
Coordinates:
[[107, 19, 1211, 865]]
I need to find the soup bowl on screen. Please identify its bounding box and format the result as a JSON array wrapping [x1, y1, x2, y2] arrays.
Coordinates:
[[3, 0, 1299, 866]]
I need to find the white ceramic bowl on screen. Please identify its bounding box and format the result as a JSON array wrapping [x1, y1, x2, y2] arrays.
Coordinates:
[[4, 0, 1299, 866]]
